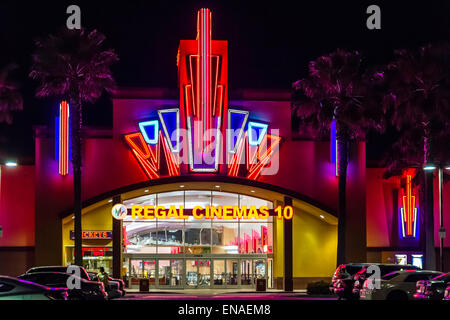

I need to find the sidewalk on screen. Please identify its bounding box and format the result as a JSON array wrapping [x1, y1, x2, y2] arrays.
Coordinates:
[[125, 288, 307, 295]]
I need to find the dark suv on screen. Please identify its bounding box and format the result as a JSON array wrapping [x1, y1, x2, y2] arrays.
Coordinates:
[[19, 272, 107, 300], [330, 264, 367, 300], [25, 265, 123, 299], [352, 264, 420, 299]]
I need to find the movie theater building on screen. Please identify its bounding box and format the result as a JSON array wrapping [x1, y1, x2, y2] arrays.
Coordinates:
[[0, 8, 449, 290]]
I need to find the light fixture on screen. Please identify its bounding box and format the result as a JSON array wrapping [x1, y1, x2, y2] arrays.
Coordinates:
[[215, 185, 220, 188], [5, 161, 17, 167], [445, 166, 450, 170], [179, 185, 185, 188], [320, 215, 325, 219], [423, 165, 436, 171], [250, 190, 255, 193], [144, 189, 149, 193], [108, 199, 113, 203]]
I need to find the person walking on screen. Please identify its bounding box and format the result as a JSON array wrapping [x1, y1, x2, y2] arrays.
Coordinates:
[[97, 267, 110, 291]]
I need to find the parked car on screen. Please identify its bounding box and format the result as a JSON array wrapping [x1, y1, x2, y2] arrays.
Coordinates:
[[18, 272, 107, 300], [352, 264, 420, 299], [360, 270, 442, 300], [444, 285, 450, 300], [26, 265, 91, 280], [0, 276, 68, 300], [330, 263, 368, 299], [25, 265, 122, 299], [88, 272, 126, 297], [414, 272, 450, 300]]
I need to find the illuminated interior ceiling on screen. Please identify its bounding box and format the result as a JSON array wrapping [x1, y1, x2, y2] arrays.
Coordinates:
[[65, 181, 337, 226]]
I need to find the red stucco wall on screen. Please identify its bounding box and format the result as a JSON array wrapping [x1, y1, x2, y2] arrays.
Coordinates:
[[0, 165, 35, 247]]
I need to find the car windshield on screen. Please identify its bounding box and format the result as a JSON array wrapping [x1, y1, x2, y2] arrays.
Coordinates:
[[29, 266, 90, 280], [343, 266, 364, 275], [431, 273, 450, 281], [382, 272, 400, 280], [379, 265, 414, 275]]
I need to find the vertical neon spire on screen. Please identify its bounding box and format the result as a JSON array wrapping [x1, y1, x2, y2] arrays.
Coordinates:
[[59, 100, 69, 176], [197, 8, 212, 149]]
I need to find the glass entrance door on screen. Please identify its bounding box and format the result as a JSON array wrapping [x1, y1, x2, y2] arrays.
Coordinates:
[[143, 259, 156, 286], [213, 260, 225, 287], [241, 259, 253, 286], [170, 259, 183, 287], [185, 260, 198, 287], [226, 259, 238, 286], [197, 260, 211, 287], [158, 260, 171, 286], [185, 259, 211, 288]]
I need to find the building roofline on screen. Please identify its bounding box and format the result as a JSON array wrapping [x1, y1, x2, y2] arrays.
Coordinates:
[[112, 87, 292, 101]]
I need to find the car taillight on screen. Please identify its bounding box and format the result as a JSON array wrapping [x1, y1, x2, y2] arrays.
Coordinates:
[[45, 290, 69, 300]]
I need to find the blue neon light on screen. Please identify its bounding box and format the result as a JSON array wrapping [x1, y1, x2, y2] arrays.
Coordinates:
[[228, 110, 249, 152], [54, 116, 71, 161], [248, 122, 268, 146], [158, 109, 179, 152], [139, 120, 159, 145]]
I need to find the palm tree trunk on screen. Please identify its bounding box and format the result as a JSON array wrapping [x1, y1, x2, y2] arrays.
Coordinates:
[[336, 134, 349, 266], [70, 93, 83, 266]]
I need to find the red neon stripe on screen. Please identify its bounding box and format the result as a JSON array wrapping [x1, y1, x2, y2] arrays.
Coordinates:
[[124, 132, 151, 160], [227, 132, 246, 176], [160, 131, 180, 176], [247, 134, 281, 180], [132, 149, 159, 180]]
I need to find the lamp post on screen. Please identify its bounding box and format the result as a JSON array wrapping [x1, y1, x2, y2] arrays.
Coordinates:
[[425, 163, 448, 271], [438, 166, 449, 272]]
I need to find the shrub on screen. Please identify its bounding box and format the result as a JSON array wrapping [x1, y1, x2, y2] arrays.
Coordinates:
[[306, 280, 331, 295]]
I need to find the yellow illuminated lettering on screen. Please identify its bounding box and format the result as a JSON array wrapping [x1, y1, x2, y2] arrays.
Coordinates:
[[155, 206, 166, 219], [193, 206, 204, 219], [167, 205, 178, 219], [233, 206, 247, 219], [222, 206, 233, 219], [259, 206, 269, 219], [144, 205, 155, 219], [132, 205, 143, 219], [247, 206, 259, 219], [210, 206, 222, 219]]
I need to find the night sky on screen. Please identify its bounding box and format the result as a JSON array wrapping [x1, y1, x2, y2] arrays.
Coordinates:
[[0, 0, 449, 163]]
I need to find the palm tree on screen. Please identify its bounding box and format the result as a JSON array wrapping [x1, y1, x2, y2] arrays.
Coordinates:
[[292, 49, 385, 266], [30, 28, 118, 266], [0, 64, 23, 124], [382, 43, 450, 270]]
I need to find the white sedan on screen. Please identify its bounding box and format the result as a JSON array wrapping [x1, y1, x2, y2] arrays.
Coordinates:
[[0, 276, 68, 300], [360, 270, 442, 300]]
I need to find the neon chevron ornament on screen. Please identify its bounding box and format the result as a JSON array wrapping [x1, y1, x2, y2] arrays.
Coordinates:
[[400, 174, 418, 238], [124, 8, 280, 181]]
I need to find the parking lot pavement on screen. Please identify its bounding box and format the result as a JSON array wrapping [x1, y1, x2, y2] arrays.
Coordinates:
[[118, 293, 338, 300]]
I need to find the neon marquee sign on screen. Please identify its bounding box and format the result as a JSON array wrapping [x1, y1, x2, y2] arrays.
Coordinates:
[[124, 8, 281, 181]]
